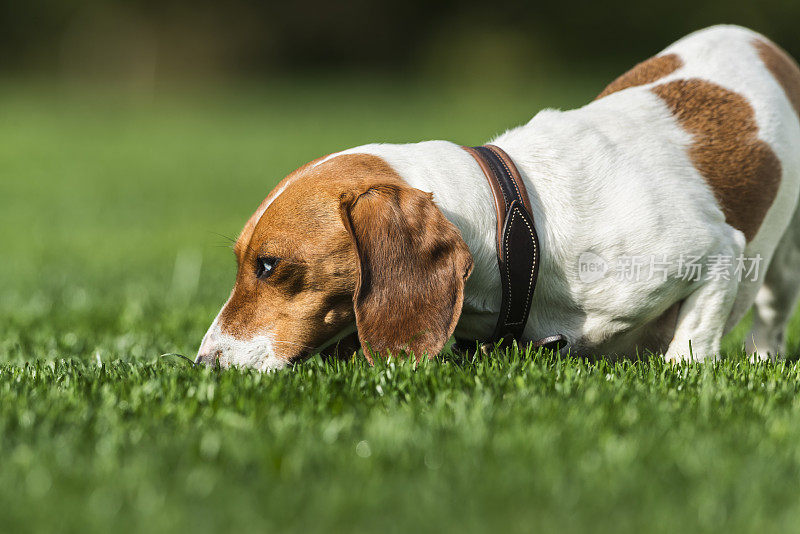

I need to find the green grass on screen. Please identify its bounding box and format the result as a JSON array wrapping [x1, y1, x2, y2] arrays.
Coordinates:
[[4, 76, 800, 533]]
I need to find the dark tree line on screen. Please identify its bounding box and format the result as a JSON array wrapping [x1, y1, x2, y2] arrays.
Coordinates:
[[2, 0, 798, 76]]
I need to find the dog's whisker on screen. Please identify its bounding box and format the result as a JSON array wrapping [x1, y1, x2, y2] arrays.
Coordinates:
[[211, 232, 238, 244]]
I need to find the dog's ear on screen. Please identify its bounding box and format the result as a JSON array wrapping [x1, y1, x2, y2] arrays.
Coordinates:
[[339, 183, 473, 362]]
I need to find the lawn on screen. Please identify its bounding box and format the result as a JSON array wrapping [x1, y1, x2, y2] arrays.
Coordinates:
[[3, 76, 800, 533]]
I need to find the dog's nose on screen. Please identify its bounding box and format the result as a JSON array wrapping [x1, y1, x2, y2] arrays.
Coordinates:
[[195, 347, 222, 366]]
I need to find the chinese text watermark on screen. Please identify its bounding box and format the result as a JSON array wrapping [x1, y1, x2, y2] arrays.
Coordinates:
[[578, 252, 761, 284]]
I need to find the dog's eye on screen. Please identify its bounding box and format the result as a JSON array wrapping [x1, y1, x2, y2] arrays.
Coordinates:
[[255, 256, 279, 279]]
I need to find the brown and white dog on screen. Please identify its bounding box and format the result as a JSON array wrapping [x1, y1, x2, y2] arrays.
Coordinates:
[[197, 25, 800, 370]]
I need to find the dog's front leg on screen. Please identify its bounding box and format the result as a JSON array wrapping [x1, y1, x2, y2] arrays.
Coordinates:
[[664, 248, 743, 362]]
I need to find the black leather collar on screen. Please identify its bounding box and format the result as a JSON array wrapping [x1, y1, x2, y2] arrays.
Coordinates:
[[462, 144, 566, 352]]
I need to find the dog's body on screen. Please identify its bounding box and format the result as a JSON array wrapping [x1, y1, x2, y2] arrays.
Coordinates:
[[198, 25, 800, 370]]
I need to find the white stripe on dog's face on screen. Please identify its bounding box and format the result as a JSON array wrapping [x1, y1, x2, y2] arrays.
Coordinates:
[[250, 176, 297, 232], [249, 151, 354, 226]]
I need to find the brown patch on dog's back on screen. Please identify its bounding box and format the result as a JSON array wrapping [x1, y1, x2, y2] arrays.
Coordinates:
[[596, 54, 683, 99], [652, 79, 782, 241], [753, 38, 800, 120]]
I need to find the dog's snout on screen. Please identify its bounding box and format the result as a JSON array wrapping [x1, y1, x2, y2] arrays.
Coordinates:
[[195, 347, 222, 366], [196, 329, 223, 366], [197, 314, 225, 366]]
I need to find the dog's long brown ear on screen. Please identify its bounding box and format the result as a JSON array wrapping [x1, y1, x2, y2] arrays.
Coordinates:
[[340, 183, 473, 362]]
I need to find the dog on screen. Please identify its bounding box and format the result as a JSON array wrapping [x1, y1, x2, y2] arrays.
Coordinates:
[[196, 25, 800, 370]]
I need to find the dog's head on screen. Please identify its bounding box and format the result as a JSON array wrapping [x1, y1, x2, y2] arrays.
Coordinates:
[[196, 153, 473, 371]]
